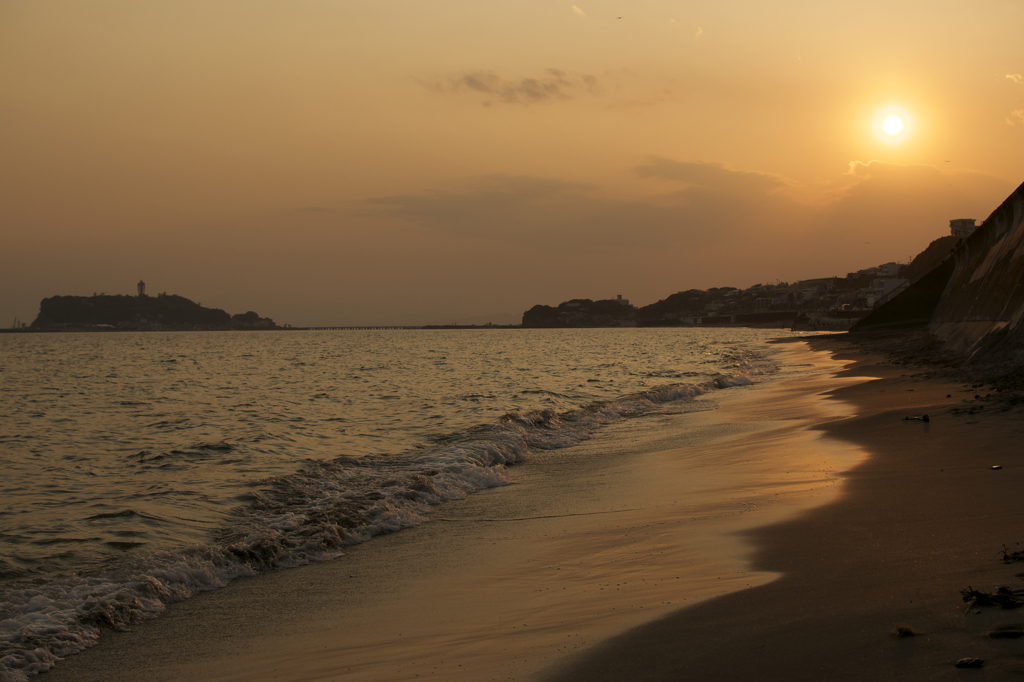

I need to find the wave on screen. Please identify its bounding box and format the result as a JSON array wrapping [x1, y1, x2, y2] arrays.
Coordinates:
[[0, 362, 767, 681]]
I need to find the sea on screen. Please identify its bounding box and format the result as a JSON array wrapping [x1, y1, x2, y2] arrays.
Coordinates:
[[0, 327, 801, 681]]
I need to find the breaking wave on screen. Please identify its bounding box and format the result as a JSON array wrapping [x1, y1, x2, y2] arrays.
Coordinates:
[[0, 350, 771, 681]]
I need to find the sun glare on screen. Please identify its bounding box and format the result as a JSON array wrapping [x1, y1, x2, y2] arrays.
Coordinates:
[[879, 112, 906, 138]]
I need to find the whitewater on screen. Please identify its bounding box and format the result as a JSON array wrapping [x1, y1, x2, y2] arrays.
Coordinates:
[[0, 327, 794, 680]]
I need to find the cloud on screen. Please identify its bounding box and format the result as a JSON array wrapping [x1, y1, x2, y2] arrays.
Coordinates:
[[695, 27, 703, 38], [1010, 109, 1024, 125], [426, 69, 599, 105], [368, 162, 800, 253], [1007, 73, 1023, 84], [364, 160, 1011, 287], [368, 175, 631, 246], [635, 158, 790, 194], [572, 5, 585, 17]]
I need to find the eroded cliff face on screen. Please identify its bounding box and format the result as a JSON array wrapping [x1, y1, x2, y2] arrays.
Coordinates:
[[930, 181, 1024, 358]]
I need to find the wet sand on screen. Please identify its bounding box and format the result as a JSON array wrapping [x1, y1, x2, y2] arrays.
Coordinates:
[[546, 337, 1024, 681], [45, 340, 1022, 682]]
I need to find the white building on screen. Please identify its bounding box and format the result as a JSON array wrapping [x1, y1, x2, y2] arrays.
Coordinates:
[[950, 218, 977, 238]]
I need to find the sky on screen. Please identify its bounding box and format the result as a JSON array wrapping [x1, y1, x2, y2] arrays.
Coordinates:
[[3, 0, 1023, 326]]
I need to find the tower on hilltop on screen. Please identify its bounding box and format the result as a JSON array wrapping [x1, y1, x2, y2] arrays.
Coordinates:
[[137, 280, 146, 297]]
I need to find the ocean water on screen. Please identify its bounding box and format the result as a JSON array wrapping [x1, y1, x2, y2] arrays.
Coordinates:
[[0, 327, 792, 680]]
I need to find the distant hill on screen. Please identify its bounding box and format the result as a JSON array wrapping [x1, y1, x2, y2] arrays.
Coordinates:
[[635, 288, 738, 324], [521, 232, 969, 329], [522, 298, 636, 327], [31, 293, 277, 330]]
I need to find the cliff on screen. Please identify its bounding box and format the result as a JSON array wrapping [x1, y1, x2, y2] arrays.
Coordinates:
[[853, 179, 1024, 363], [929, 180, 1024, 358]]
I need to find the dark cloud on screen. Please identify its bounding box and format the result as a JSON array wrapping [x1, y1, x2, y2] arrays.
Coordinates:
[[425, 69, 599, 105]]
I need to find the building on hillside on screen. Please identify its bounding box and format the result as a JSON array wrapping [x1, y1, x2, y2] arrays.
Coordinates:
[[848, 267, 878, 279], [137, 280, 146, 297], [950, 218, 977, 238], [877, 262, 900, 278]]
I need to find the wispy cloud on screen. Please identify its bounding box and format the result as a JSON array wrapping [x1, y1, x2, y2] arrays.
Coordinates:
[[636, 158, 790, 194], [425, 69, 599, 105], [1008, 109, 1024, 126], [572, 5, 585, 17], [695, 27, 703, 38], [1007, 73, 1023, 84]]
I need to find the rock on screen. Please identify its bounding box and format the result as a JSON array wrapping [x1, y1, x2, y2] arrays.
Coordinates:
[[954, 658, 984, 668]]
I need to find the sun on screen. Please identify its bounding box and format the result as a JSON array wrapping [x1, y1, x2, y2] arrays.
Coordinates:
[[879, 112, 906, 138]]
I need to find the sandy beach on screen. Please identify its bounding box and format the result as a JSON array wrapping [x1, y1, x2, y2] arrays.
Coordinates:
[[547, 336, 1024, 681], [42, 338, 1023, 681]]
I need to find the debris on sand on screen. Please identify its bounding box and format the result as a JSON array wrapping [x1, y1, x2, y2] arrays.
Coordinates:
[[955, 658, 985, 668], [1000, 544, 1024, 563], [902, 414, 930, 422], [892, 625, 923, 638], [960, 586, 1024, 609]]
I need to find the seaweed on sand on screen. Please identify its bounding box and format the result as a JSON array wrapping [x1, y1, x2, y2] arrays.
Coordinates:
[[960, 586, 1024, 609], [1000, 544, 1024, 563]]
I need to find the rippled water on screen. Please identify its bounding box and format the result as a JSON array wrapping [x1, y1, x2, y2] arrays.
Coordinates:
[[0, 327, 789, 680]]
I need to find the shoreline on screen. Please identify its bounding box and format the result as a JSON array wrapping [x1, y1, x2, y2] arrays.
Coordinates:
[[545, 335, 1024, 681], [0, 326, 804, 334], [41, 341, 867, 682]]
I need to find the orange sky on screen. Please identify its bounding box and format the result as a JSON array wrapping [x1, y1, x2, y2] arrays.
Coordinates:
[[3, 0, 1023, 325]]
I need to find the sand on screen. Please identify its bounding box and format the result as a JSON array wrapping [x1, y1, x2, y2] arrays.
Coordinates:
[[43, 339, 1024, 681], [546, 337, 1024, 681]]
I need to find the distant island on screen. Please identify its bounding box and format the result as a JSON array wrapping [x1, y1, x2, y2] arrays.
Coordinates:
[[28, 282, 279, 331]]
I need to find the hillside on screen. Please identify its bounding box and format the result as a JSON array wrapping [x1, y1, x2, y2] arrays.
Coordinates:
[[903, 235, 958, 283]]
